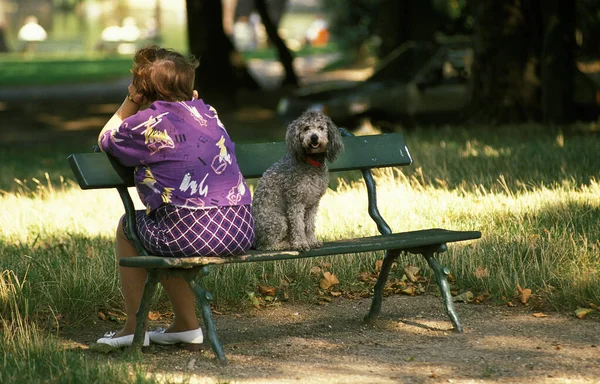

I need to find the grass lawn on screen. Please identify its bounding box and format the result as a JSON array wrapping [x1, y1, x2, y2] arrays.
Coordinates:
[[0, 44, 339, 87], [0, 56, 133, 87], [1, 122, 599, 381]]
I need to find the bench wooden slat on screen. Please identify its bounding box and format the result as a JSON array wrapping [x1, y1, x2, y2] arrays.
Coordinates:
[[67, 133, 412, 189], [119, 228, 481, 269], [236, 133, 412, 178]]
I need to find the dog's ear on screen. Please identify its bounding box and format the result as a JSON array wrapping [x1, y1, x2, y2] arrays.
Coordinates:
[[286, 118, 305, 162], [326, 118, 344, 162]]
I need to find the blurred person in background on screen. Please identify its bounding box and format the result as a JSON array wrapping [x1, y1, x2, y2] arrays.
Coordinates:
[[0, 20, 9, 52], [0, 1, 9, 52], [304, 14, 329, 47], [18, 15, 47, 53]]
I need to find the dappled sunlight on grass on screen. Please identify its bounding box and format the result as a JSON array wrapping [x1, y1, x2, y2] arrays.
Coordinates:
[[3, 165, 599, 311], [0, 187, 124, 243], [317, 168, 600, 307]]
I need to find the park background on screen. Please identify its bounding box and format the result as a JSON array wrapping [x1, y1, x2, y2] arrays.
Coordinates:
[[1, 0, 600, 383]]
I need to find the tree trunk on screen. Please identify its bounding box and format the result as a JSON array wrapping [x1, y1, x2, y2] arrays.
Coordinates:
[[376, 0, 411, 58], [186, 0, 259, 109], [469, 0, 543, 123], [186, 0, 236, 107], [541, 0, 576, 123], [267, 0, 287, 28], [377, 0, 447, 58], [254, 0, 298, 87]]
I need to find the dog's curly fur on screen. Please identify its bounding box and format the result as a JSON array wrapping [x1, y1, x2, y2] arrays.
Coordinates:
[[252, 110, 344, 251]]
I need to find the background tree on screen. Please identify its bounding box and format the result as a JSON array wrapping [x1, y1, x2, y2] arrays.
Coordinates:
[[186, 0, 258, 109], [254, 0, 298, 87], [540, 0, 576, 124], [376, 0, 449, 58], [576, 0, 600, 59], [469, 0, 576, 124], [321, 0, 380, 63], [323, 0, 456, 60]]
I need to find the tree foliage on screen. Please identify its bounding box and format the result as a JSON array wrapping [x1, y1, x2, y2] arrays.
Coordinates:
[[321, 0, 380, 58]]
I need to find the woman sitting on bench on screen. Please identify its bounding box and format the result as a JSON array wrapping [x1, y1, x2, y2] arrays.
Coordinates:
[[95, 45, 255, 348]]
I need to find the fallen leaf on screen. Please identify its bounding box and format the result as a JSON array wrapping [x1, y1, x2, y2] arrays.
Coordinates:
[[321, 296, 332, 303], [532, 312, 547, 318], [359, 271, 373, 282], [375, 259, 383, 272], [589, 303, 600, 310], [517, 284, 532, 304], [97, 311, 107, 321], [147, 311, 161, 321], [401, 286, 416, 296], [329, 291, 342, 297], [319, 271, 339, 290], [310, 266, 321, 276], [574, 307, 593, 319], [319, 262, 331, 269], [474, 266, 489, 279], [258, 285, 276, 296], [474, 291, 490, 304], [507, 301, 516, 307], [404, 265, 420, 282]]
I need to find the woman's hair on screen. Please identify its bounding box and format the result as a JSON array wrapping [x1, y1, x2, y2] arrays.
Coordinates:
[[131, 45, 199, 102]]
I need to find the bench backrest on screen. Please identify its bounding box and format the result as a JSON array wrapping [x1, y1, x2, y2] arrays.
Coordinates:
[[68, 133, 412, 190]]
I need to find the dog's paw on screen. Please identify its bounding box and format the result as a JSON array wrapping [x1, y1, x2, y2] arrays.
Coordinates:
[[291, 240, 310, 252], [308, 239, 323, 249]]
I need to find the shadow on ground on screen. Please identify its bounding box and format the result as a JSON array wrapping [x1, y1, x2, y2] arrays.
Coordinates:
[[59, 294, 600, 384]]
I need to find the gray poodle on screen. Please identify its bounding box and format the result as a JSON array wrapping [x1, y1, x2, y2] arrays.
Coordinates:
[[252, 110, 344, 251]]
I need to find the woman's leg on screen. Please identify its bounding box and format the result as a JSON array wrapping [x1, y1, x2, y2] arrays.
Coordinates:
[[114, 214, 199, 335], [160, 277, 200, 332], [114, 215, 147, 337]]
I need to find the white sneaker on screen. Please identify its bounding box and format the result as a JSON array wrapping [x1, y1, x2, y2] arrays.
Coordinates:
[[96, 331, 150, 347], [148, 327, 204, 345]]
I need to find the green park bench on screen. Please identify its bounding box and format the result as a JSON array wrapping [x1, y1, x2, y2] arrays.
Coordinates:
[[67, 128, 481, 364]]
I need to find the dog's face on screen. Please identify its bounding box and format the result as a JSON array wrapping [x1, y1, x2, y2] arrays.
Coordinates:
[[298, 114, 330, 155], [286, 110, 344, 163]]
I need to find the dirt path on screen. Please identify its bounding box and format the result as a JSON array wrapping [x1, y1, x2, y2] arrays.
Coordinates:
[[62, 294, 600, 384]]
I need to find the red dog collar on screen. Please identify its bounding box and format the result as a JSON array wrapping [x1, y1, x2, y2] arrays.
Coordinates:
[[305, 156, 324, 167]]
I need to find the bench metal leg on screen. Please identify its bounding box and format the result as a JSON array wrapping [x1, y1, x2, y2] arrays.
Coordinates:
[[423, 250, 463, 333], [365, 249, 401, 325], [128, 269, 160, 354], [188, 278, 228, 365]]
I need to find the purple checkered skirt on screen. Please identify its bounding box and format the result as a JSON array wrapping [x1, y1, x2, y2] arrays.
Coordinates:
[[124, 204, 254, 257]]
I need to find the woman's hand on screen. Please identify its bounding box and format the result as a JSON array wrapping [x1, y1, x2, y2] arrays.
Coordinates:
[[98, 84, 145, 148], [127, 83, 147, 106]]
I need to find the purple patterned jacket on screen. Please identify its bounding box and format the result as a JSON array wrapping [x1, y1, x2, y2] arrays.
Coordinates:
[[100, 99, 251, 214]]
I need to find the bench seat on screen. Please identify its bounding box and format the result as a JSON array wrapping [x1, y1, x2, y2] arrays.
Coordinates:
[[120, 228, 480, 269]]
